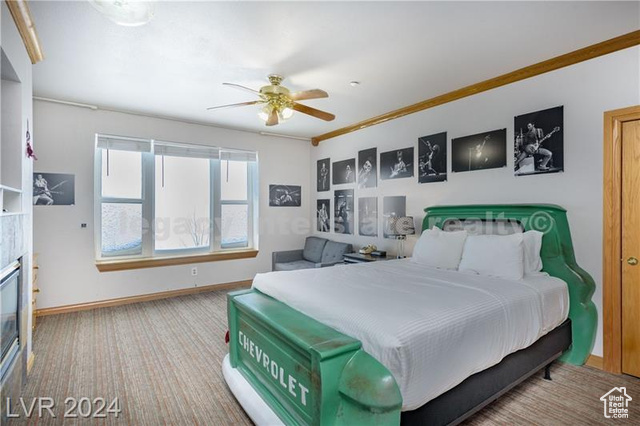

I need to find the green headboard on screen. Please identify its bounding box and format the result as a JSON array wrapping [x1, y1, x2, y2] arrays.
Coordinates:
[[422, 204, 597, 365]]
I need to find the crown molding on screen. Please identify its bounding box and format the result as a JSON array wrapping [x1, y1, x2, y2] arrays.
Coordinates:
[[311, 30, 640, 146], [5, 0, 44, 64]]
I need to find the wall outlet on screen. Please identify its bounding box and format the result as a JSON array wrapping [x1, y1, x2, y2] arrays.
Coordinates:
[[191, 267, 198, 276]]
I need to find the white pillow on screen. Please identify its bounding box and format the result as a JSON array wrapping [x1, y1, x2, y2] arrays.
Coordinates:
[[411, 227, 468, 270], [523, 230, 544, 274], [458, 233, 525, 280]]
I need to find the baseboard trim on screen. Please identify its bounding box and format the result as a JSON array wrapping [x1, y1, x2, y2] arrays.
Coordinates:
[[36, 280, 252, 317], [585, 354, 604, 370], [27, 352, 35, 374]]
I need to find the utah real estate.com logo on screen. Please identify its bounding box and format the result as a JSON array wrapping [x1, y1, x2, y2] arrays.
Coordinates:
[[600, 387, 632, 419]]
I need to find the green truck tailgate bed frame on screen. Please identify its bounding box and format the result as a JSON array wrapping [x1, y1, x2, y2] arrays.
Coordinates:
[[225, 204, 597, 425]]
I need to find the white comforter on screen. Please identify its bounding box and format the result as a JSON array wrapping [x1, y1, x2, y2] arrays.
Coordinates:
[[252, 258, 569, 411]]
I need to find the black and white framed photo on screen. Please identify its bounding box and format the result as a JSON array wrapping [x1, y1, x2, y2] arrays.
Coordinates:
[[33, 172, 75, 205], [383, 196, 406, 238], [317, 158, 330, 191], [332, 158, 356, 185], [269, 185, 301, 207], [418, 132, 447, 183], [358, 197, 378, 237], [357, 148, 377, 189], [380, 147, 414, 180], [514, 106, 564, 176], [334, 189, 354, 235], [317, 199, 330, 232], [452, 129, 507, 173]]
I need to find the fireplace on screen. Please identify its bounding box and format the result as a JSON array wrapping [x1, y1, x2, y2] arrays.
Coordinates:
[[0, 261, 20, 379]]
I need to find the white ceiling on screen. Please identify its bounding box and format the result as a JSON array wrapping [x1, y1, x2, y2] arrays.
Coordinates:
[[31, 1, 640, 138]]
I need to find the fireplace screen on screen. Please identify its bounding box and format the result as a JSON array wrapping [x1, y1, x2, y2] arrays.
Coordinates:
[[1, 263, 20, 378]]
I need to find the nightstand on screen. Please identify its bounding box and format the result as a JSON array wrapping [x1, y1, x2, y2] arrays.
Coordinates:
[[343, 253, 392, 264]]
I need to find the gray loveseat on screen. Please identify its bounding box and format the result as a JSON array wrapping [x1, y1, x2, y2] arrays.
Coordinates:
[[272, 237, 353, 271]]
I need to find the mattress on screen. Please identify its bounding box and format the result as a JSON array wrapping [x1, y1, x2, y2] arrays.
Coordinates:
[[252, 258, 569, 411]]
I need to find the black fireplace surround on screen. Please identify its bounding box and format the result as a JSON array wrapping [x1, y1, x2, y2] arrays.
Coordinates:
[[0, 262, 20, 380]]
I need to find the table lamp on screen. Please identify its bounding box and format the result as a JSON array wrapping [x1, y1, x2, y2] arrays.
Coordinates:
[[387, 216, 415, 258]]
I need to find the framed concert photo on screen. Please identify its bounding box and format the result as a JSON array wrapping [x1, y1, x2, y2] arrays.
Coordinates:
[[269, 185, 301, 207], [451, 129, 507, 173], [382, 196, 406, 238], [514, 106, 564, 176], [357, 148, 377, 189], [358, 197, 378, 237], [380, 147, 414, 180], [317, 158, 330, 192], [33, 172, 75, 206], [418, 132, 447, 183], [334, 189, 354, 235], [317, 199, 331, 232], [332, 158, 356, 185]]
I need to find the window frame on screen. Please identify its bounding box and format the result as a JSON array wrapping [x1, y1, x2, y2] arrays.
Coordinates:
[[219, 158, 254, 250], [94, 134, 258, 263]]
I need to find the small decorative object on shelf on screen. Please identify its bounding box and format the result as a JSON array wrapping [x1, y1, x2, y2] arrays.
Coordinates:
[[386, 216, 415, 258], [359, 244, 377, 255]]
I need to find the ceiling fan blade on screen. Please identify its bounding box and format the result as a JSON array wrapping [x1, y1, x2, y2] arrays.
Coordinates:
[[266, 108, 279, 126], [292, 102, 335, 121], [206, 100, 262, 110], [222, 82, 260, 95], [289, 89, 328, 101]]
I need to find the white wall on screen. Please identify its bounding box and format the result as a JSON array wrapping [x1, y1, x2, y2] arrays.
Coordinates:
[[310, 47, 640, 357], [33, 101, 311, 309]]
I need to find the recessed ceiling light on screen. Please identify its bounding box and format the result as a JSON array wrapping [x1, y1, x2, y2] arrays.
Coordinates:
[[349, 81, 361, 87]]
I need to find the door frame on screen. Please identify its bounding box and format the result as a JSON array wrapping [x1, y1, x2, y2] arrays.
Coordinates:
[[603, 105, 640, 373]]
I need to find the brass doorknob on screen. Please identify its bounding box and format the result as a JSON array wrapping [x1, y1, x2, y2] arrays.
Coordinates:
[[628, 257, 638, 266]]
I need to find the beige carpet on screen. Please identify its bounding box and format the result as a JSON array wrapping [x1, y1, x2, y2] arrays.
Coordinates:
[[11, 289, 640, 425]]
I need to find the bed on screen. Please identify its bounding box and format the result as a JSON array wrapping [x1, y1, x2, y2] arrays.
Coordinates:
[[223, 204, 597, 425]]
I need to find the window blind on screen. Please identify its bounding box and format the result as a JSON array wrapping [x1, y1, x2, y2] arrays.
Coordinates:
[[154, 141, 220, 159], [220, 149, 258, 162], [96, 135, 152, 153]]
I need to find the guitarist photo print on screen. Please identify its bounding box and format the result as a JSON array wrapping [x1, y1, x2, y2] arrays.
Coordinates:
[[380, 147, 414, 180], [32, 172, 75, 206], [514, 106, 564, 176]]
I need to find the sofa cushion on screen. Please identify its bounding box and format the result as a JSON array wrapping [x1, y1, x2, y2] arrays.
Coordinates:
[[303, 237, 328, 263], [274, 260, 316, 271], [321, 241, 352, 264]]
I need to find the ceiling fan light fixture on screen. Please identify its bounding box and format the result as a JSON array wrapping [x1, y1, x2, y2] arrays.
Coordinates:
[[210, 75, 335, 126], [279, 106, 294, 121], [88, 0, 155, 27], [258, 104, 272, 122]]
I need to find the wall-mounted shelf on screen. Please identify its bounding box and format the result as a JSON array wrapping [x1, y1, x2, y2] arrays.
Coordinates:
[[0, 184, 22, 193], [0, 185, 23, 214], [1, 49, 25, 214]]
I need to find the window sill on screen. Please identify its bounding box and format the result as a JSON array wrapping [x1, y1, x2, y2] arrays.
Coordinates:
[[95, 249, 259, 272]]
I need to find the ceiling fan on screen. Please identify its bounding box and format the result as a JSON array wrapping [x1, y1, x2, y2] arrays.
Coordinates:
[[207, 75, 335, 126]]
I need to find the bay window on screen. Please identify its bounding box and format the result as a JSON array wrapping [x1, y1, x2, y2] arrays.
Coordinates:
[[94, 134, 258, 265]]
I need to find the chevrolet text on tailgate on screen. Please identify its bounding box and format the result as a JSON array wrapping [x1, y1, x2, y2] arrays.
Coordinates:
[[227, 289, 402, 425]]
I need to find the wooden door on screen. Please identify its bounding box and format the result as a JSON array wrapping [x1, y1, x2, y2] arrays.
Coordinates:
[[622, 119, 640, 377]]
